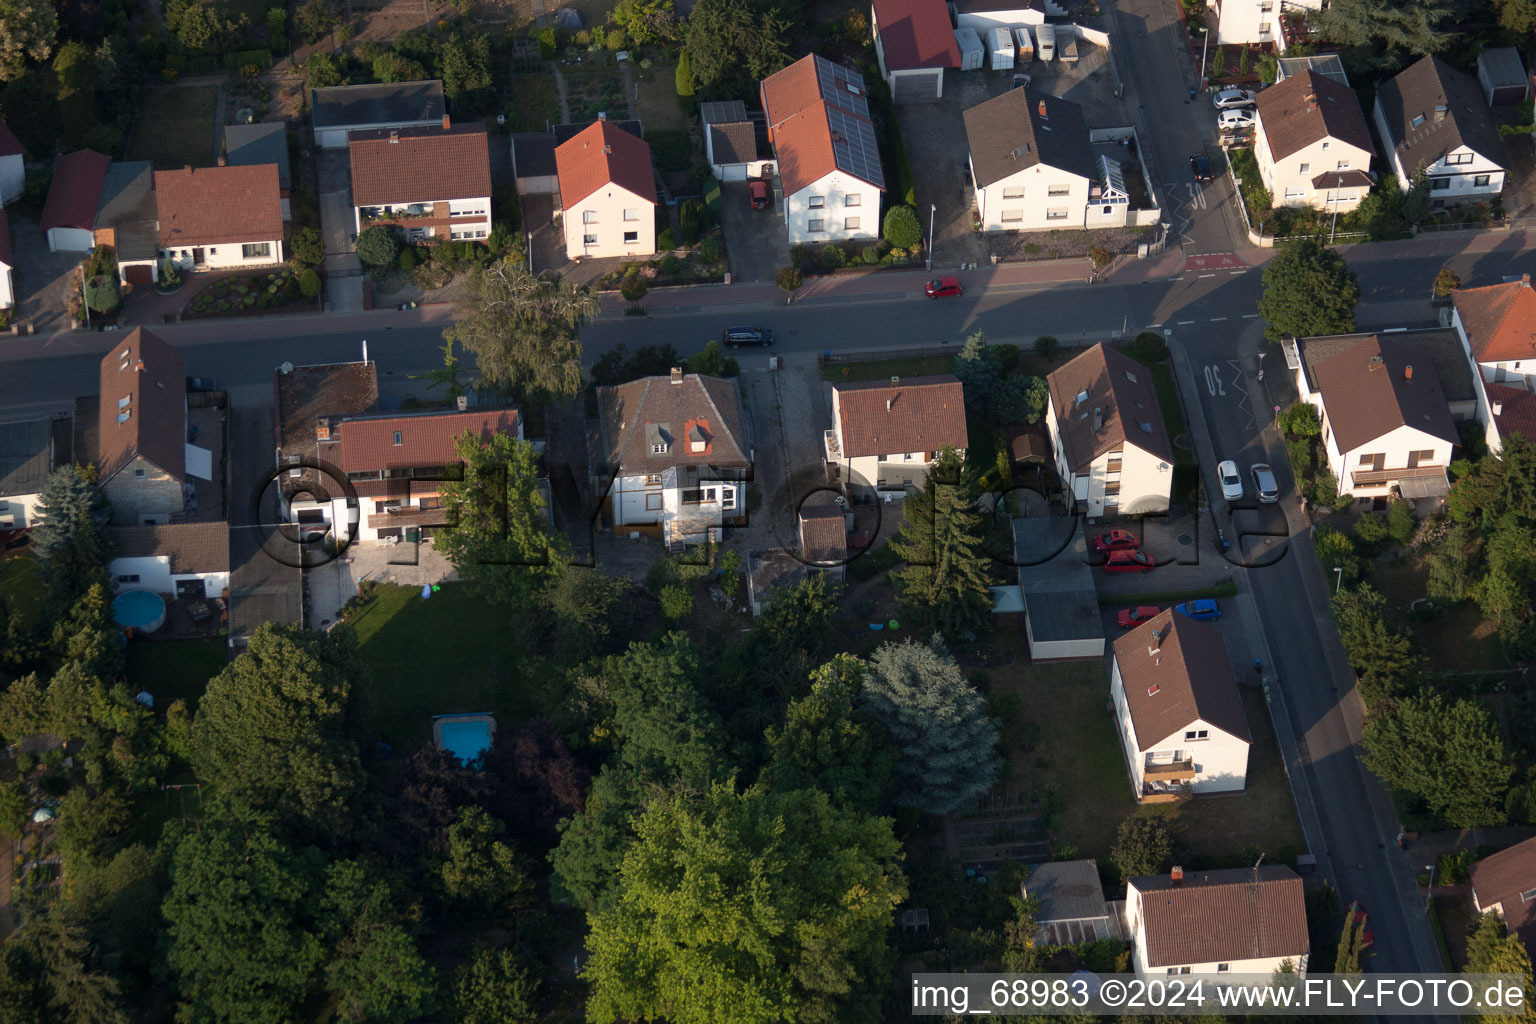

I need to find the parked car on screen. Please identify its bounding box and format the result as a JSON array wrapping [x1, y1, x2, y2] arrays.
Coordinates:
[[1117, 605, 1162, 628], [1011, 71, 1032, 90], [749, 181, 770, 209], [722, 326, 774, 348], [925, 277, 963, 299], [186, 376, 219, 392], [1213, 88, 1257, 110], [1091, 528, 1139, 554], [1346, 902, 1374, 948], [1251, 462, 1279, 503], [1176, 598, 1221, 621], [1218, 459, 1244, 501], [1218, 108, 1256, 132], [1104, 549, 1155, 574], [1190, 154, 1213, 183]]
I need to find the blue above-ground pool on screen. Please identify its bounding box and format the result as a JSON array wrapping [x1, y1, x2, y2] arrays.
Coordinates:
[[112, 590, 166, 632], [433, 713, 497, 767]]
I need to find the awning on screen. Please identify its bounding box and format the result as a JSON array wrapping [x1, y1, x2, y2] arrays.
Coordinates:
[[1398, 472, 1449, 499], [185, 443, 214, 480]]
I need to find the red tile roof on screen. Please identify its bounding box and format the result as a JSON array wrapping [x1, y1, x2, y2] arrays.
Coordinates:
[[40, 149, 111, 233], [833, 375, 967, 458], [0, 121, 23, 158], [335, 408, 521, 474], [1469, 836, 1536, 950], [555, 120, 657, 208], [1489, 383, 1536, 445], [873, 0, 961, 70], [1453, 275, 1536, 363], [799, 505, 847, 564], [155, 164, 284, 248], [348, 122, 493, 207], [97, 328, 186, 483], [760, 55, 884, 195], [762, 56, 831, 129], [1112, 610, 1249, 750], [1132, 867, 1309, 968]]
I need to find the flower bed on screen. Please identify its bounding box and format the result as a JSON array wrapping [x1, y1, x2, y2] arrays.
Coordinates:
[[182, 269, 311, 319], [594, 251, 727, 291]]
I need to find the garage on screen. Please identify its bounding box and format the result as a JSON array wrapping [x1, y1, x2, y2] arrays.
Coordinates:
[[872, 0, 961, 103], [892, 68, 943, 103], [310, 81, 447, 149], [701, 101, 768, 180], [1014, 518, 1106, 662], [123, 263, 154, 287], [511, 133, 559, 195]]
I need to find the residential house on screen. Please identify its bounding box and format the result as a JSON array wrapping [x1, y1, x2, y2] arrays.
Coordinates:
[[871, 0, 961, 103], [0, 208, 12, 309], [311, 80, 447, 148], [39, 152, 160, 285], [1254, 70, 1374, 212], [595, 368, 752, 550], [349, 118, 492, 242], [952, 0, 1065, 35], [1374, 55, 1506, 209], [1487, 383, 1536, 451], [275, 359, 379, 544], [1286, 332, 1459, 505], [0, 417, 67, 529], [1477, 47, 1529, 107], [1022, 859, 1120, 944], [1013, 517, 1104, 661], [1469, 836, 1536, 956], [760, 55, 885, 246], [1212, 0, 1323, 47], [824, 375, 967, 493], [156, 163, 284, 272], [109, 522, 230, 600], [555, 119, 658, 260], [700, 101, 773, 182], [799, 503, 848, 574], [965, 89, 1124, 231], [1450, 275, 1536, 450], [1110, 610, 1250, 801], [0, 120, 23, 204], [224, 122, 293, 220], [1044, 343, 1175, 516], [1125, 866, 1310, 976], [95, 328, 216, 526]]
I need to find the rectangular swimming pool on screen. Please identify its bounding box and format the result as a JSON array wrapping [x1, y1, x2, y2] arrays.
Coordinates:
[[433, 714, 496, 765]]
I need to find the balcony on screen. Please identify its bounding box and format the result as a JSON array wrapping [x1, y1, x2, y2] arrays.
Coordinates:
[[1143, 758, 1196, 783], [1348, 465, 1447, 489]]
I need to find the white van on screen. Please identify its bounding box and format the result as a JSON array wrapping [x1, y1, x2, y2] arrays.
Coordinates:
[[1035, 23, 1056, 62], [1013, 26, 1034, 62]]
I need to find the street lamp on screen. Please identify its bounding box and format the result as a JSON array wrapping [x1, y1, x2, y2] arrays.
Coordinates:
[[1424, 863, 1437, 915], [1198, 27, 1210, 84], [1333, 566, 1343, 594], [927, 203, 937, 272], [1329, 189, 1340, 244]]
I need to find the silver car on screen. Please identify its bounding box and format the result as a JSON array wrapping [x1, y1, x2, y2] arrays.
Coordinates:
[[1213, 88, 1257, 110], [1251, 463, 1279, 503], [1218, 460, 1244, 501]]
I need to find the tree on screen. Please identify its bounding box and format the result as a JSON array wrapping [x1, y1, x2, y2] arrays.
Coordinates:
[[436, 33, 493, 103], [1334, 911, 1367, 973], [0, 917, 127, 1024], [681, 0, 790, 100], [1426, 523, 1477, 602], [0, 0, 58, 81], [1318, 0, 1449, 66], [295, 0, 337, 42], [1363, 692, 1512, 827], [289, 225, 325, 267], [32, 465, 112, 607], [612, 0, 679, 44], [882, 204, 922, 249], [889, 449, 994, 635], [373, 50, 429, 83], [1495, 0, 1536, 31], [605, 634, 725, 792], [1280, 401, 1321, 437], [861, 638, 1001, 814], [1465, 913, 1536, 1022], [1034, 335, 1058, 360], [453, 946, 541, 1024], [444, 260, 599, 401], [51, 38, 90, 99], [541, 566, 627, 662], [0, 673, 46, 745], [1258, 238, 1360, 342], [992, 375, 1048, 425], [315, 858, 439, 1024], [775, 265, 802, 294], [583, 783, 907, 1024], [1110, 815, 1173, 879], [550, 763, 643, 912], [436, 431, 566, 605], [438, 806, 534, 915], [954, 331, 1001, 409], [355, 225, 400, 268], [619, 271, 648, 303], [1331, 585, 1421, 707], [760, 654, 895, 813], [190, 623, 368, 836], [684, 338, 740, 378]]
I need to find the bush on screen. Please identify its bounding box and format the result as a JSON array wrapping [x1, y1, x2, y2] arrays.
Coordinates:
[[1385, 498, 1416, 545], [537, 26, 557, 58], [1286, 438, 1313, 475], [159, 260, 181, 288], [1280, 402, 1321, 438], [819, 244, 845, 271], [1034, 335, 1058, 360], [605, 27, 626, 50], [658, 582, 693, 621], [397, 246, 418, 271], [698, 238, 720, 264], [619, 272, 648, 302], [860, 245, 880, 265], [657, 227, 676, 251], [1315, 525, 1358, 584], [674, 50, 693, 97], [678, 199, 702, 244], [1088, 244, 1113, 269], [356, 225, 400, 268], [289, 225, 325, 267], [775, 266, 801, 292], [882, 205, 922, 249], [85, 275, 121, 313], [298, 268, 321, 298], [1352, 514, 1389, 544], [1132, 331, 1167, 362], [659, 253, 685, 277]]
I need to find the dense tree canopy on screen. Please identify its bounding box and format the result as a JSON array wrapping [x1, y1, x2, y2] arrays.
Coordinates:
[[890, 449, 995, 634], [0, 916, 127, 1024], [759, 654, 895, 813], [1110, 815, 1173, 880], [31, 465, 112, 609], [1363, 692, 1512, 827], [681, 0, 791, 100], [1319, 0, 1450, 67], [0, 0, 58, 80], [1257, 239, 1360, 342]]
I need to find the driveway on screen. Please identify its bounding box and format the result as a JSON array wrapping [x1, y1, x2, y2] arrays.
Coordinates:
[[7, 212, 82, 334], [719, 182, 785, 283], [317, 150, 359, 268], [226, 387, 302, 646]]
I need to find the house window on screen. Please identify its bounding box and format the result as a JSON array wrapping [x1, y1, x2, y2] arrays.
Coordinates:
[[1322, 141, 1330, 150], [1406, 449, 1436, 468], [1001, 210, 1024, 222], [1102, 205, 1112, 215], [1103, 480, 1121, 495], [1259, 0, 1271, 8], [845, 217, 860, 230], [808, 219, 825, 232], [624, 231, 638, 243], [1103, 493, 1119, 508], [393, 431, 403, 446], [1298, 163, 1309, 173], [1258, 21, 1270, 32], [651, 442, 668, 454], [1003, 186, 1025, 199], [1107, 457, 1122, 473], [1521, 887, 1536, 902], [1285, 186, 1307, 198], [583, 234, 598, 244], [645, 493, 662, 510], [809, 196, 825, 208], [1474, 174, 1491, 187], [722, 488, 736, 510], [288, 454, 302, 478], [1218, 964, 1231, 974], [1337, 160, 1349, 170], [583, 211, 598, 223], [1166, 967, 1192, 975], [877, 454, 889, 462], [1183, 729, 1209, 741], [1047, 184, 1070, 196], [1448, 152, 1473, 165], [242, 242, 272, 259], [1358, 453, 1384, 469], [1045, 208, 1069, 220], [133, 468, 147, 479], [645, 473, 662, 485], [903, 453, 915, 462], [117, 574, 139, 583], [845, 194, 861, 206], [623, 209, 639, 221], [1411, 114, 1426, 128]]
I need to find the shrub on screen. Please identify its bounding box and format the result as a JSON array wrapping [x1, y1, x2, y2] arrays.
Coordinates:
[[605, 27, 626, 50], [882, 205, 922, 249], [819, 244, 845, 271], [1034, 335, 1059, 360], [1312, 469, 1341, 508], [1432, 268, 1461, 297], [289, 226, 325, 267], [1285, 437, 1312, 474], [698, 238, 720, 264], [658, 582, 693, 621], [397, 246, 418, 271], [1132, 331, 1168, 362], [537, 26, 557, 58], [678, 200, 702, 245], [1315, 525, 1358, 584], [335, 22, 355, 43], [159, 260, 181, 288], [85, 275, 121, 313], [861, 245, 880, 265], [356, 225, 400, 268], [298, 268, 321, 298], [1385, 498, 1416, 545], [659, 253, 685, 277], [775, 266, 801, 292], [1280, 402, 1321, 437], [657, 227, 676, 251], [1352, 514, 1389, 544], [674, 50, 693, 97], [619, 272, 648, 302], [1088, 244, 1113, 269]]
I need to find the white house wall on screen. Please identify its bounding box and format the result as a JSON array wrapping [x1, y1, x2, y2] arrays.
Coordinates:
[[1326, 422, 1452, 497], [0, 491, 39, 528], [957, 9, 1044, 33], [162, 239, 286, 271], [1373, 98, 1504, 202], [1214, 0, 1279, 45], [111, 555, 229, 600], [1142, 720, 1249, 794], [1109, 658, 1147, 793], [1255, 127, 1373, 211], [975, 163, 1093, 231], [784, 170, 881, 246], [0, 262, 13, 308], [0, 153, 22, 205], [562, 184, 656, 260], [609, 473, 737, 530]]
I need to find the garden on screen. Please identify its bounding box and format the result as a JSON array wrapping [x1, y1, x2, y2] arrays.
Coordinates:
[[181, 266, 317, 318], [363, 227, 523, 303], [595, 199, 728, 297]]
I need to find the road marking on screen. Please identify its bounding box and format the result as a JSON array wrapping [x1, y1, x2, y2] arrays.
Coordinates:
[[1146, 323, 1162, 329], [1242, 313, 1258, 318], [1204, 364, 1227, 396], [1229, 269, 1246, 275], [1210, 316, 1227, 321], [1198, 273, 1216, 278], [1177, 319, 1196, 325], [1170, 276, 1183, 281]]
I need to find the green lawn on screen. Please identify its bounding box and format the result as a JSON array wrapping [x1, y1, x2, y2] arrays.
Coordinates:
[[0, 556, 43, 632], [127, 86, 218, 169], [345, 583, 539, 747], [820, 354, 955, 382], [1371, 551, 1508, 673], [508, 74, 562, 133], [125, 639, 228, 713]]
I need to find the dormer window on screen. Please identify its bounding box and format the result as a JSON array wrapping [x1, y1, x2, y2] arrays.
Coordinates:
[[118, 396, 131, 408], [1411, 114, 1426, 128], [652, 442, 668, 454]]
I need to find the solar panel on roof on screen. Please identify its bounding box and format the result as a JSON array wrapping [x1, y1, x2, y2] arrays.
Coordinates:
[[826, 106, 885, 188]]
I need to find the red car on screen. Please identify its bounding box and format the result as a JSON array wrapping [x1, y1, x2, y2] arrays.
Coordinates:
[[749, 181, 770, 210], [1117, 605, 1162, 628], [1346, 902, 1374, 948], [1091, 528, 1140, 554], [1104, 549, 1155, 574], [925, 277, 963, 299]]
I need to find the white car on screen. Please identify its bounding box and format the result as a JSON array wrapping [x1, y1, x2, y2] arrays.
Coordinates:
[[1213, 88, 1257, 110], [1218, 108, 1255, 132], [1218, 460, 1244, 501]]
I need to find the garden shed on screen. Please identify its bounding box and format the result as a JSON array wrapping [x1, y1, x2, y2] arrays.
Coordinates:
[[1013, 518, 1104, 661], [1477, 47, 1529, 107]]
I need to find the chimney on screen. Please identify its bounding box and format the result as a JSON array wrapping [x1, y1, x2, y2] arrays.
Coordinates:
[[1404, 364, 1414, 381], [183, 164, 192, 173], [456, 394, 468, 411], [442, 114, 451, 130], [1303, 90, 1316, 110], [1523, 273, 1531, 287], [216, 155, 226, 166], [670, 366, 684, 384], [598, 111, 607, 121], [390, 130, 399, 144], [1038, 99, 1047, 118], [1171, 866, 1184, 887], [1493, 399, 1504, 416], [1434, 105, 1447, 122], [886, 397, 894, 412]]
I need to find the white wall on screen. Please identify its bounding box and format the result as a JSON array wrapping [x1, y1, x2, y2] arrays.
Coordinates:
[[975, 161, 1093, 231], [0, 153, 22, 205], [1110, 657, 1146, 793], [1025, 615, 1103, 660], [957, 8, 1044, 33], [1214, 0, 1278, 46], [48, 226, 95, 253], [316, 119, 441, 149], [1045, 393, 1171, 516], [1328, 422, 1453, 496], [1256, 127, 1372, 211], [111, 555, 228, 600], [1142, 721, 1249, 794], [162, 238, 285, 271], [610, 473, 739, 531], [562, 184, 656, 260], [785, 171, 881, 246], [1374, 99, 1504, 203], [353, 196, 492, 239], [0, 491, 39, 528], [0, 262, 12, 309]]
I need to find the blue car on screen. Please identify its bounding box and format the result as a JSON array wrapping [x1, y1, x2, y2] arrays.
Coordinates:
[[1177, 599, 1221, 621]]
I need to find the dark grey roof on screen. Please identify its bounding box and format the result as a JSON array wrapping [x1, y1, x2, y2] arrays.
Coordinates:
[[1478, 47, 1527, 89], [1025, 860, 1110, 922], [553, 118, 642, 144], [1375, 55, 1506, 168], [0, 419, 54, 498], [1294, 327, 1477, 405], [95, 161, 157, 261], [700, 100, 750, 125], [511, 133, 558, 178], [311, 80, 445, 130], [1014, 520, 1103, 644], [964, 87, 1095, 188], [224, 122, 291, 189], [709, 121, 760, 164]]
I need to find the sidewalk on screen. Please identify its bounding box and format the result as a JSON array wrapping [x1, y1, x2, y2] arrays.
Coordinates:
[[1236, 226, 1536, 267]]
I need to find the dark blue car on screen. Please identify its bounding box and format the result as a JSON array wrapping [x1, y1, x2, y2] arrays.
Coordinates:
[[1177, 599, 1221, 621]]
